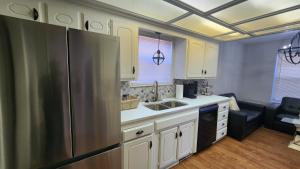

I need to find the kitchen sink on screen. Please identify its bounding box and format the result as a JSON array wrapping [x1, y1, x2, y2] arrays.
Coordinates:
[[145, 104, 169, 111], [144, 101, 187, 111], [161, 101, 187, 108]]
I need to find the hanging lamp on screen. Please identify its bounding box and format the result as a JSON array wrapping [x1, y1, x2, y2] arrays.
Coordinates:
[[152, 32, 165, 65], [278, 31, 300, 64]]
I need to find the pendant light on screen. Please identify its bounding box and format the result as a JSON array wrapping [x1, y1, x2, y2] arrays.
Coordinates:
[[152, 32, 165, 65], [278, 31, 300, 64]]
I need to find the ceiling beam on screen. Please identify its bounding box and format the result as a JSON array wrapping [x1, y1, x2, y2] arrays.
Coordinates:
[[213, 31, 236, 38], [249, 20, 300, 34], [163, 0, 253, 36], [67, 0, 220, 42], [232, 4, 300, 26], [204, 0, 247, 16], [166, 12, 192, 24]]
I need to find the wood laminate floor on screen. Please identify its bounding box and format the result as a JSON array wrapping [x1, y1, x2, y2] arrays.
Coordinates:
[[173, 128, 300, 169]]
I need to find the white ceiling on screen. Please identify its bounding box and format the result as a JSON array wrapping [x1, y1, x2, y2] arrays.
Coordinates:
[[96, 0, 300, 41]]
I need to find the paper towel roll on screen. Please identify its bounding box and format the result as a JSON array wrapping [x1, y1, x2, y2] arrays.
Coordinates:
[[176, 85, 183, 99]]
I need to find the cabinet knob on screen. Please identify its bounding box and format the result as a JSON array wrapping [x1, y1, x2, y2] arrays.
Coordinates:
[[175, 133, 178, 139], [136, 130, 144, 135], [179, 131, 182, 137], [32, 8, 39, 20], [202, 70, 204, 74], [85, 21, 89, 30], [132, 66, 135, 74], [204, 70, 207, 74]]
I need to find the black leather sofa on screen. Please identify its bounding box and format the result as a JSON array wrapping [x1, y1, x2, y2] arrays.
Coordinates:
[[220, 93, 265, 140], [264, 97, 299, 135]]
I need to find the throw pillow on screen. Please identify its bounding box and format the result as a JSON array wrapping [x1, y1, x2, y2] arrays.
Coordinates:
[[229, 96, 240, 111]]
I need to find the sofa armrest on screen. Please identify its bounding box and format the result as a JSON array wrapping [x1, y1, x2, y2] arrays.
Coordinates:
[[237, 100, 265, 112], [264, 103, 280, 128], [227, 110, 247, 140]]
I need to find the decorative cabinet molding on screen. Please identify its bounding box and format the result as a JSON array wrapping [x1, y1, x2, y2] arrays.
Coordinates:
[[123, 135, 153, 169], [177, 122, 194, 159], [82, 10, 110, 34], [0, 0, 41, 21], [46, 1, 80, 29], [174, 38, 219, 79], [203, 42, 219, 78], [159, 122, 195, 168], [113, 19, 138, 80]]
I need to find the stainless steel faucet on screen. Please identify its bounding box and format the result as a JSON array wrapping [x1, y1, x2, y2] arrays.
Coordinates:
[[152, 80, 159, 102]]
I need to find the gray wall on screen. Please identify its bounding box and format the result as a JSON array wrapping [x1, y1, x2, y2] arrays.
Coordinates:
[[214, 41, 244, 96], [215, 33, 292, 104], [238, 40, 286, 103]]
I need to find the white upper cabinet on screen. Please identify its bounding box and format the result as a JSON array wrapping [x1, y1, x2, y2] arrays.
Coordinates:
[[174, 38, 219, 79], [46, 1, 80, 29], [203, 42, 219, 78], [123, 135, 153, 169], [0, 0, 41, 21], [177, 122, 194, 160], [113, 19, 138, 80], [186, 39, 205, 78], [82, 10, 111, 34], [159, 127, 178, 169]]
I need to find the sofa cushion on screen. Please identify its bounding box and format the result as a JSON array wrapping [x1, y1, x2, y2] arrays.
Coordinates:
[[238, 109, 262, 122], [276, 113, 299, 121], [281, 97, 300, 115]]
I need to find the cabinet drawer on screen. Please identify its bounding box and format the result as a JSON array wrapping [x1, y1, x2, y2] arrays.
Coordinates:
[[218, 102, 229, 112], [216, 127, 227, 140], [123, 123, 154, 142], [217, 119, 228, 131], [217, 110, 228, 121]]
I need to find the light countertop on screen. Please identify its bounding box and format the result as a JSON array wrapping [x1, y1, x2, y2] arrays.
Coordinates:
[[121, 95, 230, 125]]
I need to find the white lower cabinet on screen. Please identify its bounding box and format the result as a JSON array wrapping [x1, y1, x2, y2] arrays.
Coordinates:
[[159, 127, 178, 169], [123, 135, 153, 169], [159, 122, 195, 169], [177, 122, 194, 160]]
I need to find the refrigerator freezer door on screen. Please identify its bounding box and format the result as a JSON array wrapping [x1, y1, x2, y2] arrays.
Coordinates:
[[0, 16, 72, 169], [59, 147, 121, 169], [68, 29, 121, 156]]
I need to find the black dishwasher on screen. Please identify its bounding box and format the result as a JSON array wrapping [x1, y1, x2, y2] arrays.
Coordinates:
[[196, 104, 218, 153]]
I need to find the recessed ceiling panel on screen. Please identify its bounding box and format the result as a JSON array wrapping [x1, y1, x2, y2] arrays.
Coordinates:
[[173, 14, 233, 36], [96, 0, 187, 22], [179, 0, 232, 12], [254, 24, 300, 36], [213, 0, 300, 24], [236, 10, 300, 31], [215, 32, 249, 41]]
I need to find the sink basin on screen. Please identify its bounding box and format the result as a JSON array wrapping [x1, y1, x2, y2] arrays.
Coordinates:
[[145, 104, 169, 111], [144, 101, 187, 111], [161, 101, 187, 108]]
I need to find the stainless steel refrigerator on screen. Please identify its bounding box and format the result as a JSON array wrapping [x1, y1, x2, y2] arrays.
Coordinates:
[[0, 15, 121, 169]]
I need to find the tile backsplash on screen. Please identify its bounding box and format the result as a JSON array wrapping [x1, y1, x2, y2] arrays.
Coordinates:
[[121, 81, 175, 102], [121, 79, 215, 102]]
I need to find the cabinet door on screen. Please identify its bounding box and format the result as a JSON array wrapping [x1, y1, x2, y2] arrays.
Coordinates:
[[113, 21, 137, 80], [177, 122, 194, 159], [187, 39, 205, 78], [0, 0, 40, 21], [203, 42, 219, 78], [47, 1, 80, 29], [123, 135, 153, 169], [82, 11, 110, 34], [159, 127, 178, 169]]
